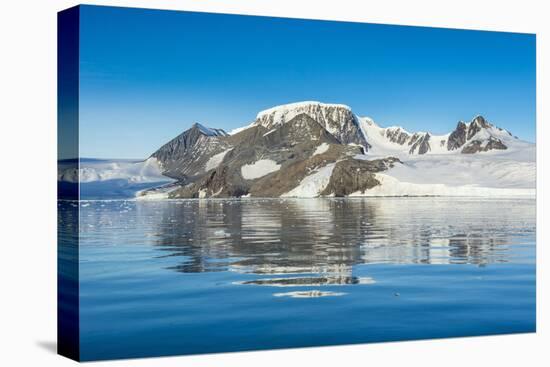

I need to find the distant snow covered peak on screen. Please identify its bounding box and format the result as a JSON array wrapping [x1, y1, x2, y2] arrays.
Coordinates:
[[357, 116, 432, 155], [457, 115, 513, 140], [445, 115, 523, 154], [356, 114, 529, 156]]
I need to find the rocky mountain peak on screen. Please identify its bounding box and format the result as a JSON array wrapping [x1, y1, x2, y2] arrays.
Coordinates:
[[150, 123, 229, 177], [253, 101, 368, 149], [447, 121, 468, 151], [470, 115, 491, 128], [190, 122, 228, 137], [445, 115, 510, 154], [465, 115, 492, 140]]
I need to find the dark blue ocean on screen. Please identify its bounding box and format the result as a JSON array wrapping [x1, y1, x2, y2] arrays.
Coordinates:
[[59, 197, 536, 361]]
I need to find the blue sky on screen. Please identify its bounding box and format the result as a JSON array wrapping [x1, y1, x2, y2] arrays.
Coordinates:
[[79, 5, 536, 159]]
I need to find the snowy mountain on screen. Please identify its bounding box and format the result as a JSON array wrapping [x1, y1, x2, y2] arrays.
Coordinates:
[[58, 101, 535, 199], [357, 114, 526, 156], [137, 101, 534, 198], [233, 101, 526, 156], [141, 108, 401, 198], [253, 101, 370, 150]]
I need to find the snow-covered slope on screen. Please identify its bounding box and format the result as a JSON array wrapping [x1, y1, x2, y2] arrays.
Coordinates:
[[241, 159, 281, 180], [57, 158, 174, 199], [282, 163, 336, 197], [353, 146, 535, 197]]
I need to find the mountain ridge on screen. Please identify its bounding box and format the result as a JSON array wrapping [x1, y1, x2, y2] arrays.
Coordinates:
[[136, 101, 534, 199]]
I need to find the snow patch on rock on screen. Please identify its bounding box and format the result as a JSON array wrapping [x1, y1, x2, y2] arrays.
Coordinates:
[[386, 150, 535, 189], [263, 129, 277, 137], [198, 188, 208, 198], [241, 159, 281, 180], [205, 149, 232, 171], [282, 163, 336, 197], [312, 142, 330, 157]]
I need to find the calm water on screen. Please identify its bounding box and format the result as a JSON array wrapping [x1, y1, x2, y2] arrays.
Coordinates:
[[59, 198, 536, 361]]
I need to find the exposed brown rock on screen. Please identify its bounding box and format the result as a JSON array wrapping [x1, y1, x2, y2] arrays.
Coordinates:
[[321, 157, 401, 197], [447, 121, 467, 151], [409, 133, 431, 154], [249, 144, 364, 197], [461, 138, 507, 154]]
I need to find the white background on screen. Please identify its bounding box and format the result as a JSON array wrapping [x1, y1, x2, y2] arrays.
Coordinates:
[[0, 0, 547, 366]]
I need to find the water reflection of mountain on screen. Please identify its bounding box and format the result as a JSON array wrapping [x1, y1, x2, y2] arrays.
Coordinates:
[[129, 198, 535, 282]]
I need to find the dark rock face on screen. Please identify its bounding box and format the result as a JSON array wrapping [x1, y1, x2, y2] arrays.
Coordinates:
[[152, 123, 227, 162], [447, 122, 467, 151], [255, 103, 371, 151], [249, 141, 359, 197], [383, 128, 433, 154], [385, 128, 410, 145], [445, 116, 509, 154], [170, 166, 249, 198], [461, 137, 507, 154], [321, 157, 401, 197], [409, 133, 431, 154], [467, 116, 491, 140], [151, 123, 230, 179], [408, 133, 420, 146]]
